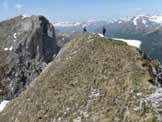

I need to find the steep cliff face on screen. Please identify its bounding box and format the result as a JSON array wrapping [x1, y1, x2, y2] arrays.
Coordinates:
[[0, 33, 161, 122], [0, 15, 59, 99]]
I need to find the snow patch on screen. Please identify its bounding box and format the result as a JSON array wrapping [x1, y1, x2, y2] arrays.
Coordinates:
[[142, 20, 147, 25], [13, 33, 17, 42], [112, 18, 129, 24], [133, 16, 139, 26], [98, 33, 104, 37], [132, 15, 147, 26], [13, 33, 17, 39], [118, 21, 122, 24], [149, 15, 162, 24], [142, 20, 148, 27], [9, 46, 13, 51], [0, 100, 10, 112], [4, 46, 13, 51], [4, 48, 9, 51], [113, 38, 141, 48]]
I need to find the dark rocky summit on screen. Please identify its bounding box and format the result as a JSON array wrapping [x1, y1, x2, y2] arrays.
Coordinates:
[[0, 15, 59, 99]]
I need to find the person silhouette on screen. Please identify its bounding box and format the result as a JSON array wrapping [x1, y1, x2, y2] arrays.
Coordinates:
[[83, 26, 87, 33], [102, 26, 107, 36]]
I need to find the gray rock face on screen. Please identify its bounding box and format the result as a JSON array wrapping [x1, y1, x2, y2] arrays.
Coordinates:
[[0, 15, 59, 99]]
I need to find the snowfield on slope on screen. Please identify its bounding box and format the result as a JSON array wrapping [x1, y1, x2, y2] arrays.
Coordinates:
[[0, 100, 10, 112], [97, 33, 141, 48], [113, 38, 141, 48], [98, 33, 104, 37]]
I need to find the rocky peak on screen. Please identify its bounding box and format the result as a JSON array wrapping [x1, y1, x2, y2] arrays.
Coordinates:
[[0, 15, 60, 99]]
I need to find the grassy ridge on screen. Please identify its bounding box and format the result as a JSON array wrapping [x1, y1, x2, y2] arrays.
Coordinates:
[[0, 33, 159, 122]]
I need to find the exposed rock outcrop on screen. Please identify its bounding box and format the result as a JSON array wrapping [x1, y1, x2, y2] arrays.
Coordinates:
[[0, 15, 59, 99], [138, 50, 162, 87]]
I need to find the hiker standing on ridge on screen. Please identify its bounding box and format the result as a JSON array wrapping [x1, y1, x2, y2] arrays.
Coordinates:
[[102, 26, 106, 36], [83, 26, 87, 33]]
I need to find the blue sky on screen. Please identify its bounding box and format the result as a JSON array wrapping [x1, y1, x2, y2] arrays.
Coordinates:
[[0, 0, 162, 22]]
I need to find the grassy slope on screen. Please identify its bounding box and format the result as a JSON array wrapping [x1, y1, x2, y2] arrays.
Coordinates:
[[0, 33, 159, 122]]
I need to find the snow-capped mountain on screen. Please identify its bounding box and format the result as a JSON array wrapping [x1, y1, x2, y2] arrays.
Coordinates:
[[112, 15, 162, 27], [105, 15, 162, 42], [132, 15, 162, 26], [108, 15, 162, 36], [107, 14, 162, 63], [54, 15, 162, 36]]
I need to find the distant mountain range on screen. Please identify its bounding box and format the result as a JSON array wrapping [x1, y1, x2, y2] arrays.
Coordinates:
[[54, 15, 162, 34], [107, 15, 162, 38], [108, 15, 162, 62], [54, 20, 108, 33], [54, 14, 162, 62]]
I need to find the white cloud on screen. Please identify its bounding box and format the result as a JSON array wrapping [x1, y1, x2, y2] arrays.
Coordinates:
[[15, 3, 23, 10]]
